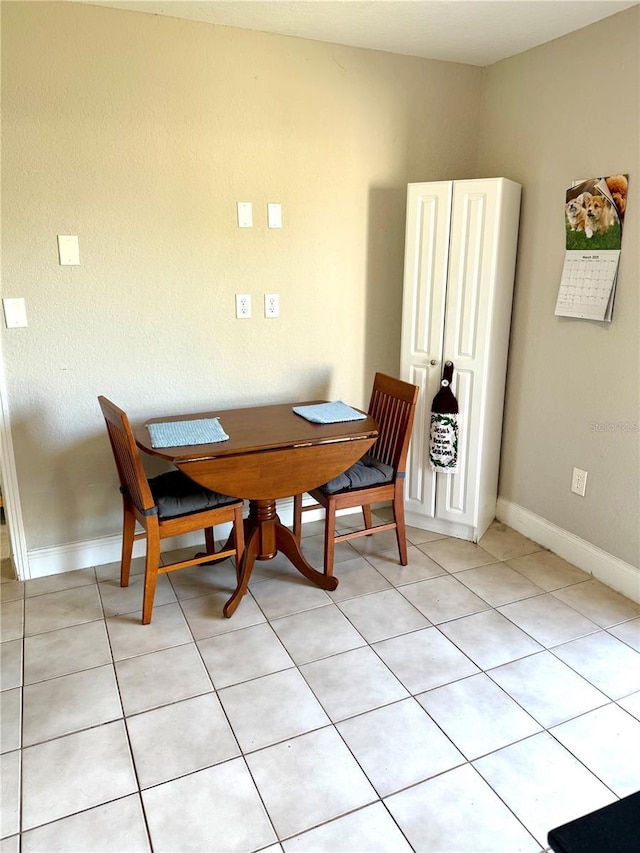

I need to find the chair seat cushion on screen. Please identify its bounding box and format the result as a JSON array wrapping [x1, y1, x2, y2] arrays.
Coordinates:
[[148, 470, 239, 519], [320, 454, 395, 495]]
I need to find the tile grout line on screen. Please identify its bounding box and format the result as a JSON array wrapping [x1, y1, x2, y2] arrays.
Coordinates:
[[6, 523, 640, 850]]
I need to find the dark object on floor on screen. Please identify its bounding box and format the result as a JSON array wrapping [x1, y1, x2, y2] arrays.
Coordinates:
[[548, 791, 640, 852]]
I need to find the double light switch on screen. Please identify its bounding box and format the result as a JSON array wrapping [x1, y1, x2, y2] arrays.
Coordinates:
[[236, 203, 282, 228]]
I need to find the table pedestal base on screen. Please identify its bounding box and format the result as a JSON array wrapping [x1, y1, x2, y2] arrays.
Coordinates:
[[223, 499, 338, 617]]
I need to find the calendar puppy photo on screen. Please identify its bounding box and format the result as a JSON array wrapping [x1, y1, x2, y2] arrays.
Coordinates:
[[565, 191, 592, 232], [565, 197, 586, 231], [584, 194, 615, 238]]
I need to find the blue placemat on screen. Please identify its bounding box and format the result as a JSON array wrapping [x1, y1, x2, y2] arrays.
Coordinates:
[[292, 401, 367, 424], [148, 418, 229, 448]]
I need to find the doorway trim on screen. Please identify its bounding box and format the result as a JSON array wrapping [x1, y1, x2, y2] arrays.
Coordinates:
[[0, 341, 29, 581]]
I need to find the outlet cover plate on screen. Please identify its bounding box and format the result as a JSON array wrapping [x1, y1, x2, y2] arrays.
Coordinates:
[[235, 293, 251, 319], [571, 467, 588, 496], [264, 293, 279, 318]]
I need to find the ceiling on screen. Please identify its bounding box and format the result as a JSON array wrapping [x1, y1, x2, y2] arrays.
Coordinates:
[[84, 0, 637, 66]]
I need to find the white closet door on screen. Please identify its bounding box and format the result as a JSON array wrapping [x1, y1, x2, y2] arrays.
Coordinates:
[[400, 181, 452, 521], [436, 179, 500, 529]]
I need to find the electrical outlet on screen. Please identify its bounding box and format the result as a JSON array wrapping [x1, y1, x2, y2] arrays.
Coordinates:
[[264, 293, 279, 318], [235, 293, 251, 319], [571, 467, 588, 497]]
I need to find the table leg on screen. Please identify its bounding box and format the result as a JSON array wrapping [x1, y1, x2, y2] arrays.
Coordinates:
[[223, 499, 339, 616], [274, 522, 338, 591], [223, 524, 260, 618]]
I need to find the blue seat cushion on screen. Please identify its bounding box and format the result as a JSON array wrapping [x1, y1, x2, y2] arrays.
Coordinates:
[[320, 454, 395, 495], [148, 470, 239, 519]]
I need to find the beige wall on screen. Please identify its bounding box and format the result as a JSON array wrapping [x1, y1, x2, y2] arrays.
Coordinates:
[[477, 6, 639, 567], [1, 1, 482, 550]]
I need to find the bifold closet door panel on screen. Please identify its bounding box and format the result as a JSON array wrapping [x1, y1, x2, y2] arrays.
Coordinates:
[[436, 179, 501, 529], [401, 181, 452, 521]]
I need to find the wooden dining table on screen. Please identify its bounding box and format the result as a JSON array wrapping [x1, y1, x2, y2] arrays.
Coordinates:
[[135, 401, 378, 616]]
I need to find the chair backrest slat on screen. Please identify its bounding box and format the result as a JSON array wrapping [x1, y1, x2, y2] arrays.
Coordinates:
[[367, 373, 419, 474], [98, 396, 156, 514]]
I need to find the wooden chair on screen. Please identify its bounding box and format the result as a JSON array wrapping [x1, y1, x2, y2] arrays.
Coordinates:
[[293, 373, 419, 579], [98, 396, 245, 624]]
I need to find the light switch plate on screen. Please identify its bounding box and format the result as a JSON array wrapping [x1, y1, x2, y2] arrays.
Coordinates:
[[3, 298, 28, 328], [58, 235, 80, 265], [237, 202, 253, 228], [267, 203, 282, 229]]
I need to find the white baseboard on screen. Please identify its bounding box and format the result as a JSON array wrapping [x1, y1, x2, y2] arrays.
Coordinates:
[[496, 497, 640, 604], [25, 529, 208, 579], [27, 494, 639, 607], [405, 511, 476, 542], [24, 497, 328, 580]]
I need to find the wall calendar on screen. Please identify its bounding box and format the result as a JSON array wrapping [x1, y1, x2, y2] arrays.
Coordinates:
[[555, 174, 628, 322]]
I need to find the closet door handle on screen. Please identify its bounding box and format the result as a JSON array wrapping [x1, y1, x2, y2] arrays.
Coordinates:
[[430, 359, 437, 366]]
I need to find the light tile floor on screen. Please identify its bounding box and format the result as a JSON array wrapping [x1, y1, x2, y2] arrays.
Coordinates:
[[2, 517, 640, 852]]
